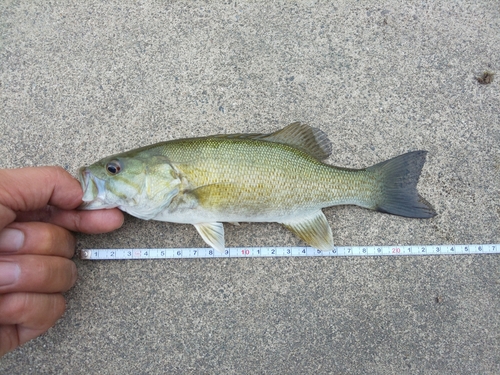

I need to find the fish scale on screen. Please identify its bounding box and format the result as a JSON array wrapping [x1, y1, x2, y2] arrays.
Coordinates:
[[165, 138, 370, 214]]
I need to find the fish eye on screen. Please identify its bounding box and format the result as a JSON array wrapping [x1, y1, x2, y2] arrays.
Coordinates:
[[106, 160, 122, 175]]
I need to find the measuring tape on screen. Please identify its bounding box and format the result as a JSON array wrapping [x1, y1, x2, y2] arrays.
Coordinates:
[[80, 243, 499, 260]]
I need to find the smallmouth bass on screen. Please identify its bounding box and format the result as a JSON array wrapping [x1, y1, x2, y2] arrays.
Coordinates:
[[78, 122, 436, 251]]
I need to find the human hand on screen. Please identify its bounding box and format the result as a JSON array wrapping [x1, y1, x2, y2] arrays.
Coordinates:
[[0, 167, 124, 356]]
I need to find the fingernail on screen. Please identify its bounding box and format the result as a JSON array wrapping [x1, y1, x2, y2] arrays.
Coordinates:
[[0, 229, 25, 252], [0, 262, 20, 286]]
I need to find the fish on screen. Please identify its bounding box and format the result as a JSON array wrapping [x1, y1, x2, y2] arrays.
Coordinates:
[[78, 122, 436, 251]]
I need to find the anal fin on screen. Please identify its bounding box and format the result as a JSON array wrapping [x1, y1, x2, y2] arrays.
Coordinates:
[[194, 222, 225, 252], [280, 210, 334, 251]]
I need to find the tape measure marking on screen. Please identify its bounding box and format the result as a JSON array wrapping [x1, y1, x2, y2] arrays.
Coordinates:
[[80, 244, 499, 260]]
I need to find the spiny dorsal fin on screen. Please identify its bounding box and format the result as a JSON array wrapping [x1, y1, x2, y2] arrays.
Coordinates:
[[257, 122, 332, 160], [210, 123, 332, 160]]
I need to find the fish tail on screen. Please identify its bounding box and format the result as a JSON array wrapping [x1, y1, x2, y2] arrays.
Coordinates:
[[366, 151, 436, 218]]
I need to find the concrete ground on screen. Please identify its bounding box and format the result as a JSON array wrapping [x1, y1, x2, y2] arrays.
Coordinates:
[[1, 1, 499, 374]]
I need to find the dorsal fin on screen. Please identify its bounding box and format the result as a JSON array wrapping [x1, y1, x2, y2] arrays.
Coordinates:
[[257, 122, 332, 160], [210, 122, 332, 160]]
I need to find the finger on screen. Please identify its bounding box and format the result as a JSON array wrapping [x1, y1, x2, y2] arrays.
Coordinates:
[[0, 293, 66, 356], [0, 204, 17, 232], [0, 167, 83, 214], [0, 222, 75, 258], [16, 207, 124, 234], [0, 255, 77, 294]]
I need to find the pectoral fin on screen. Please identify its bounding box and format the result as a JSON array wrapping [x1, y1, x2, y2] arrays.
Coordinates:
[[194, 222, 225, 252], [280, 211, 334, 251]]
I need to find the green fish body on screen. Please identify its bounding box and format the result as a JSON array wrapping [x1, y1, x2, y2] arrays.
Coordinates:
[[78, 123, 436, 251]]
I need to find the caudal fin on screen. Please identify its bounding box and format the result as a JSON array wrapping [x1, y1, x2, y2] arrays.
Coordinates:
[[367, 151, 436, 218]]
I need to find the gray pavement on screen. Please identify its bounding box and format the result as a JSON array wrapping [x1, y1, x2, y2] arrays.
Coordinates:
[[1, 1, 499, 374]]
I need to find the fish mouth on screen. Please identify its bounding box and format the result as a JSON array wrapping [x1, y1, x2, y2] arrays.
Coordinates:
[[78, 167, 109, 210]]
